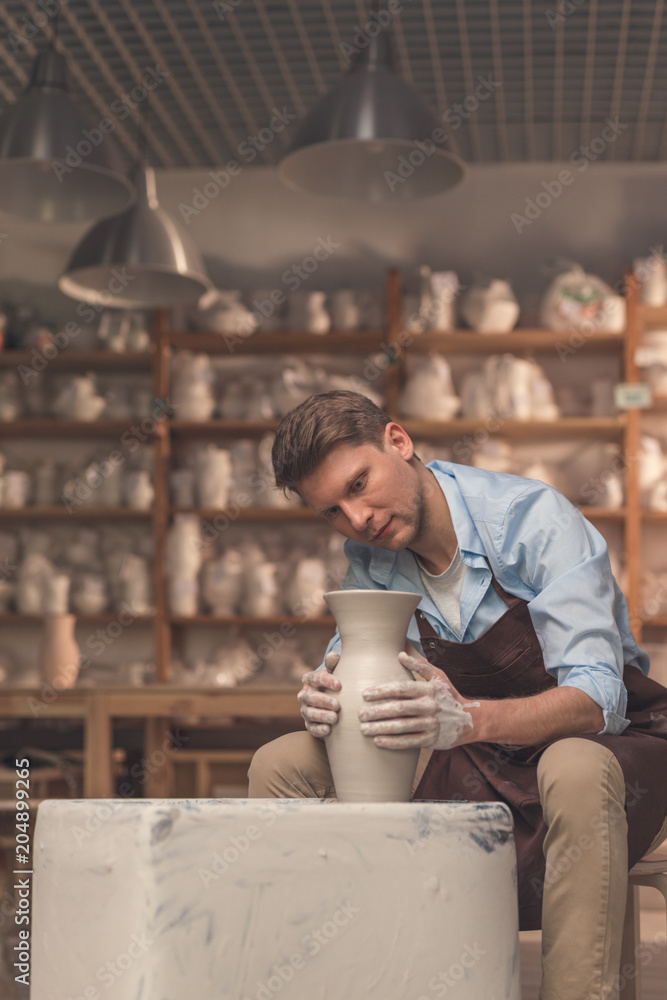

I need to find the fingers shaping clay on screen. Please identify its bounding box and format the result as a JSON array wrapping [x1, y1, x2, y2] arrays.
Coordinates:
[[324, 589, 421, 801]]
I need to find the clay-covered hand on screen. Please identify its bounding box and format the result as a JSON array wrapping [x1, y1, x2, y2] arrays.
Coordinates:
[[358, 652, 478, 750], [297, 651, 341, 739]]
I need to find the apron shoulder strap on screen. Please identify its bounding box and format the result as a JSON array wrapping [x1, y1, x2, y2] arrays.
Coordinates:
[[486, 561, 525, 609]]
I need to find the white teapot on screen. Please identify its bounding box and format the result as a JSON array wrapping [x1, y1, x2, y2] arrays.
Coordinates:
[[460, 279, 520, 334], [196, 289, 259, 337], [399, 354, 461, 420], [53, 374, 106, 422]]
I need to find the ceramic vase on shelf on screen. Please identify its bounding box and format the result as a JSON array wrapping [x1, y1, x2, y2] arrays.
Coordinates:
[[324, 589, 421, 802], [39, 614, 81, 689]]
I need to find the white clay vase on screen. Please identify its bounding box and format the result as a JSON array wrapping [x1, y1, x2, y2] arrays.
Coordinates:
[[39, 614, 81, 689], [324, 589, 421, 802]]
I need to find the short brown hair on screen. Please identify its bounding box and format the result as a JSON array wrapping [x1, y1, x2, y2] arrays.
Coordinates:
[[272, 391, 391, 493]]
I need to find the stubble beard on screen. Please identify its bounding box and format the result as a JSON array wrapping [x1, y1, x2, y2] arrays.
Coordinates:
[[395, 478, 426, 551]]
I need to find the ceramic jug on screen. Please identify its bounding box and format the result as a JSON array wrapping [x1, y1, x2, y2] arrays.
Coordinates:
[[331, 290, 360, 331], [124, 470, 155, 510], [40, 614, 81, 688], [196, 445, 232, 508], [324, 588, 421, 802]]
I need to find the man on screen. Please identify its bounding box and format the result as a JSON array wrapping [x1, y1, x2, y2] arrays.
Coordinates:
[[248, 390, 667, 1000]]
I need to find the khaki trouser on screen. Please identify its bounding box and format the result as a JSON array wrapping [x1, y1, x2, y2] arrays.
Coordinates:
[[248, 733, 667, 1000]]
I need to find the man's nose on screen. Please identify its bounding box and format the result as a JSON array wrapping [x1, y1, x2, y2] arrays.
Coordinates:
[[341, 501, 372, 532]]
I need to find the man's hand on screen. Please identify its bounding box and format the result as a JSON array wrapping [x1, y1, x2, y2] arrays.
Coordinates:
[[297, 651, 341, 739], [358, 652, 478, 750]]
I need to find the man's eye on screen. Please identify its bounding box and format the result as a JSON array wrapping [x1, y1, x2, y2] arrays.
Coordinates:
[[326, 507, 339, 518], [352, 478, 364, 491]]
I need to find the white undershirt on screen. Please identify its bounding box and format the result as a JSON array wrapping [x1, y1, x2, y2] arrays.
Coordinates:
[[416, 547, 467, 639]]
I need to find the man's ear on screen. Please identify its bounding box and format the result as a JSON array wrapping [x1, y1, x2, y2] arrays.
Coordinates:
[[384, 421, 414, 460]]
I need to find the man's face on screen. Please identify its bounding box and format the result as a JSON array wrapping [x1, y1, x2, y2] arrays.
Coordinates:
[[298, 429, 425, 551]]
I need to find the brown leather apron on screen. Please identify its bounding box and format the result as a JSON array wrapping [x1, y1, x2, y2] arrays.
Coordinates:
[[413, 571, 667, 930]]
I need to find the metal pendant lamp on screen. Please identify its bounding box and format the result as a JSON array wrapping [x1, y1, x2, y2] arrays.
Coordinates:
[[58, 164, 212, 308], [0, 49, 135, 223], [278, 29, 466, 202]]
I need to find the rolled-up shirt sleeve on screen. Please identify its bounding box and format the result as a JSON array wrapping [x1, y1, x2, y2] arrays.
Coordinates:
[[499, 485, 630, 735]]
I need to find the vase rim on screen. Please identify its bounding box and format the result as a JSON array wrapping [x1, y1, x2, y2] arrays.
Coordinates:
[[324, 589, 420, 599]]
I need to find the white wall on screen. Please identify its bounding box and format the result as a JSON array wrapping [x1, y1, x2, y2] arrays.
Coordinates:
[[1, 161, 666, 323]]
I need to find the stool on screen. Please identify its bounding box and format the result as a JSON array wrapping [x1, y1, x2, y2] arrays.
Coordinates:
[[32, 798, 522, 999], [619, 843, 667, 1000]]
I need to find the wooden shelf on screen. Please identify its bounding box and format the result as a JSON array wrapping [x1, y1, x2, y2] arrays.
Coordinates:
[[0, 272, 660, 802], [170, 615, 334, 627], [577, 506, 626, 520], [170, 419, 279, 437], [170, 506, 314, 520], [638, 304, 667, 325], [0, 507, 152, 520], [0, 613, 155, 624], [0, 350, 153, 370], [399, 417, 626, 439], [169, 331, 388, 355], [0, 419, 155, 438], [404, 330, 624, 354]]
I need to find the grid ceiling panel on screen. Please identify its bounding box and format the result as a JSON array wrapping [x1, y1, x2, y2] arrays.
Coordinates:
[[0, 0, 666, 168]]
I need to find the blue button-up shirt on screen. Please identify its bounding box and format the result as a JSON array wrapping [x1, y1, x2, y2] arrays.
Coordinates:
[[321, 461, 649, 736]]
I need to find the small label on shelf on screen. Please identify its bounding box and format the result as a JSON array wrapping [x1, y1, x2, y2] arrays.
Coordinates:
[[613, 383, 652, 409]]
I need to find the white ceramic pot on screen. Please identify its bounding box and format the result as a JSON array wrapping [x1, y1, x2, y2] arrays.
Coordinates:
[[324, 589, 421, 802], [39, 614, 81, 689], [3, 470, 31, 509], [242, 561, 279, 617], [43, 574, 71, 615], [196, 446, 232, 508], [288, 557, 327, 618], [71, 574, 108, 615], [170, 468, 196, 508], [634, 255, 667, 306], [461, 280, 520, 334], [124, 470, 155, 510], [331, 290, 360, 331]]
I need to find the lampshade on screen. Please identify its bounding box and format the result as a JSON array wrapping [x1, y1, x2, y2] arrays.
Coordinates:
[[278, 32, 466, 202], [0, 50, 135, 223], [58, 165, 212, 308]]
